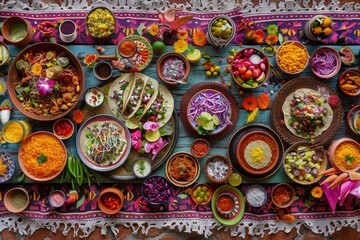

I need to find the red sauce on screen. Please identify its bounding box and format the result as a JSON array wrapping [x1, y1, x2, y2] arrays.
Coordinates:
[[191, 140, 209, 157], [119, 40, 136, 58], [217, 194, 234, 212], [273, 186, 291, 205], [54, 119, 73, 138]]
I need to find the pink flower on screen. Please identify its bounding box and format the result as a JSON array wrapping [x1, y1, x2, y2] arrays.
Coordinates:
[[144, 137, 168, 160], [36, 77, 55, 96], [143, 121, 160, 131], [130, 130, 142, 151]]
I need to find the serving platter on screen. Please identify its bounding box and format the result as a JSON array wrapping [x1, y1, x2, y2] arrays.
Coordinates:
[[180, 82, 239, 140], [227, 124, 284, 179], [81, 77, 178, 180], [0, 151, 15, 183], [271, 77, 343, 145]]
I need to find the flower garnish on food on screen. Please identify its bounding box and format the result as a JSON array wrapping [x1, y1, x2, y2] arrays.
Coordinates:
[[130, 129, 142, 151], [282, 88, 333, 138], [72, 109, 84, 124], [36, 77, 55, 96], [144, 137, 168, 160], [327, 95, 340, 109]]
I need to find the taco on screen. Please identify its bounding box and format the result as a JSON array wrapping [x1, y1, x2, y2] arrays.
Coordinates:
[[108, 73, 134, 119], [130, 74, 159, 122], [282, 88, 333, 138], [140, 84, 174, 127]]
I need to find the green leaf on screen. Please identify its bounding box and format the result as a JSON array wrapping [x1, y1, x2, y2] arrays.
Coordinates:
[[305, 198, 312, 208], [49, 37, 57, 43], [178, 193, 188, 199], [17, 172, 25, 182], [294, 196, 300, 201], [37, 154, 48, 164], [345, 155, 355, 165], [203, 54, 211, 60], [187, 44, 195, 54], [136, 23, 146, 35], [76, 195, 85, 209], [159, 124, 173, 136]]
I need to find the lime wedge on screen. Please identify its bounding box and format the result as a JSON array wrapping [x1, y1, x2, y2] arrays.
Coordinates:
[[202, 121, 215, 131], [195, 115, 208, 127], [145, 130, 160, 142], [186, 49, 202, 63], [212, 115, 220, 126], [200, 112, 212, 121], [125, 119, 139, 130], [228, 173, 242, 187]]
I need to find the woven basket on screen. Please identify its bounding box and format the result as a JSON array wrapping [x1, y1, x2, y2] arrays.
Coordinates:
[[204, 155, 232, 183]]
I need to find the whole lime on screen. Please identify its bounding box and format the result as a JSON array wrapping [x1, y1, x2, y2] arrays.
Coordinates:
[[152, 41, 166, 54]]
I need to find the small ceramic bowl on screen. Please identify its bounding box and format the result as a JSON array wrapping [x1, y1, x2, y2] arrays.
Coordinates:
[[86, 7, 115, 39], [141, 176, 171, 205], [190, 183, 212, 205], [338, 69, 360, 97], [0, 151, 15, 183], [37, 21, 55, 36], [157, 52, 190, 85], [206, 15, 236, 48], [59, 20, 77, 43], [310, 47, 341, 79], [84, 87, 105, 108], [2, 16, 33, 46], [191, 138, 210, 158], [48, 190, 66, 208], [166, 152, 200, 187], [271, 183, 295, 208], [53, 118, 75, 140], [216, 192, 238, 216], [93, 61, 113, 81], [204, 155, 232, 183], [245, 185, 267, 207], [98, 187, 125, 214], [346, 105, 360, 136], [4, 187, 29, 213], [118, 38, 137, 58], [132, 157, 152, 178], [276, 41, 309, 75], [327, 138, 360, 172], [231, 47, 270, 89]]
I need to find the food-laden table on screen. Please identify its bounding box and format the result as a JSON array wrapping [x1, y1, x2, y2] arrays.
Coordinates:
[[0, 6, 359, 239]]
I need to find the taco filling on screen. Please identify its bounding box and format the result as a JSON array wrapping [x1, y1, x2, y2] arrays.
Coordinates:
[[134, 80, 157, 119], [123, 77, 146, 117], [109, 81, 130, 117]]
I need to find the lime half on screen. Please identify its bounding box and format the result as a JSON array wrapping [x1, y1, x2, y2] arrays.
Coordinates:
[[195, 115, 208, 127], [212, 115, 220, 126], [228, 173, 242, 187], [201, 112, 212, 121], [145, 130, 160, 142], [125, 119, 139, 130], [202, 121, 215, 131], [186, 49, 202, 63]]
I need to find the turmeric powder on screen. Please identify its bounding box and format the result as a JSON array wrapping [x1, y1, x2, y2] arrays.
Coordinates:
[[3, 121, 24, 143]]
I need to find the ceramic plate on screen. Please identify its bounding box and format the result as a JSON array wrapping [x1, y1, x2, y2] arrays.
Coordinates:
[[227, 124, 284, 179], [211, 185, 245, 226], [0, 151, 15, 183], [115, 35, 153, 72], [76, 114, 131, 172]]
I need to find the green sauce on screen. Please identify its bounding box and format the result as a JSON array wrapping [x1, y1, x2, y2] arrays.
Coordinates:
[[9, 22, 27, 42], [10, 190, 28, 209]]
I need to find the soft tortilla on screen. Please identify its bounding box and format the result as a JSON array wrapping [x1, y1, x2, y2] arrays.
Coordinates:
[[282, 88, 333, 138], [244, 140, 272, 169]]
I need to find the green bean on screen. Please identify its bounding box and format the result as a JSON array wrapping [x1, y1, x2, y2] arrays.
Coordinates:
[[78, 160, 84, 186]]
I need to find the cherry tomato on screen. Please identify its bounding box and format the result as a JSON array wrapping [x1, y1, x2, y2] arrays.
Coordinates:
[[244, 70, 253, 79]]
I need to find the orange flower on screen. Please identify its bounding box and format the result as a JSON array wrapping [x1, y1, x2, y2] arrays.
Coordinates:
[[266, 34, 278, 45], [177, 28, 189, 40], [257, 93, 270, 110], [311, 186, 323, 199], [72, 109, 84, 124], [242, 95, 258, 111], [148, 23, 159, 36], [282, 214, 295, 223], [295, 186, 305, 196], [193, 28, 207, 46]]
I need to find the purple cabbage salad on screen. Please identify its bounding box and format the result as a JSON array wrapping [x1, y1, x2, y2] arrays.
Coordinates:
[[141, 176, 171, 204], [188, 90, 232, 126], [311, 50, 338, 76]]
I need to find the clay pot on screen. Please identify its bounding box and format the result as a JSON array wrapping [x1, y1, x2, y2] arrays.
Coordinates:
[[4, 187, 29, 213], [156, 52, 190, 85], [271, 183, 295, 208], [327, 138, 360, 172], [338, 69, 360, 97], [98, 187, 125, 215], [2, 17, 33, 46], [310, 47, 341, 79]]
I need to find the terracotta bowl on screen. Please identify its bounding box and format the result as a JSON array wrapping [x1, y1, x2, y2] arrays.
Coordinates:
[[191, 138, 210, 158], [338, 69, 360, 97], [86, 7, 116, 38], [166, 152, 200, 187], [346, 105, 360, 136], [4, 187, 29, 213], [231, 47, 270, 89], [204, 155, 232, 183], [310, 47, 341, 79], [156, 52, 190, 85], [283, 141, 327, 185], [2, 16, 33, 46], [18, 131, 67, 182], [98, 187, 125, 215], [327, 138, 360, 172], [276, 41, 309, 75], [53, 118, 75, 140], [37, 21, 55, 36], [190, 183, 213, 205], [7, 42, 84, 121], [236, 131, 279, 175], [271, 183, 295, 208]]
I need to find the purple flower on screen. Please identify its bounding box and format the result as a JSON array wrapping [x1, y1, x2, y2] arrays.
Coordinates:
[[144, 137, 168, 160], [36, 77, 55, 96], [130, 129, 142, 151], [143, 121, 160, 131]]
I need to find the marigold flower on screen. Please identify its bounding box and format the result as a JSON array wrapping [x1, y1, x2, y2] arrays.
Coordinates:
[[148, 23, 159, 36], [72, 109, 84, 124], [173, 39, 188, 53], [311, 186, 323, 199], [265, 34, 278, 45], [282, 214, 295, 223], [32, 63, 43, 76], [177, 28, 189, 40], [193, 28, 207, 46]]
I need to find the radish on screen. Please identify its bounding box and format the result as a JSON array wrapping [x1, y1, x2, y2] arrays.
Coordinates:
[[249, 54, 261, 65], [0, 99, 12, 125]]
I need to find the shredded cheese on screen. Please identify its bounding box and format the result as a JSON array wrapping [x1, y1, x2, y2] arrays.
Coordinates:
[[277, 42, 308, 73]]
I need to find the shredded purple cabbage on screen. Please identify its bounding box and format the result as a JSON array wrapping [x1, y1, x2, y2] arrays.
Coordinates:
[[311, 50, 338, 76], [188, 90, 232, 126]]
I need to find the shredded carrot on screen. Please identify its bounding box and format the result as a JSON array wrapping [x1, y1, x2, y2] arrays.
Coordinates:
[[257, 93, 270, 110], [277, 42, 308, 73], [242, 95, 258, 111], [335, 142, 360, 171], [20, 133, 66, 178]]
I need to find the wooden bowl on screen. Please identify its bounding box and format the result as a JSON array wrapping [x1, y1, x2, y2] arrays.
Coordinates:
[[157, 52, 190, 85], [310, 47, 341, 79], [327, 138, 360, 172], [190, 183, 212, 205], [98, 187, 124, 215], [18, 131, 67, 182], [276, 41, 309, 75], [236, 131, 279, 175], [271, 183, 295, 208], [346, 105, 360, 136], [7, 42, 84, 121], [166, 152, 200, 187], [204, 155, 232, 183], [338, 69, 360, 97], [283, 141, 327, 185], [2, 16, 33, 46], [86, 7, 115, 38], [4, 187, 29, 213]]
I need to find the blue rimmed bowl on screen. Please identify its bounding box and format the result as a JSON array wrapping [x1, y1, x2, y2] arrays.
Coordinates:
[[0, 151, 15, 183], [76, 114, 131, 172]]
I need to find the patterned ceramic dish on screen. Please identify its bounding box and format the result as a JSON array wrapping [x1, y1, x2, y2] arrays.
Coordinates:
[[0, 151, 15, 183]]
